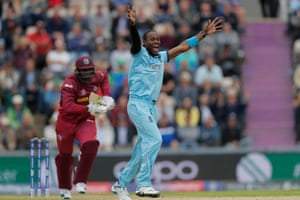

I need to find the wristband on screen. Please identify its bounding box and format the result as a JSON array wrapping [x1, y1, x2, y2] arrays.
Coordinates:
[[186, 36, 199, 48], [199, 31, 206, 38]]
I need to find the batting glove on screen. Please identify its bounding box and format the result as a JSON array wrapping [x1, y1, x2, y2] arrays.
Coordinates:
[[87, 103, 107, 116], [102, 96, 115, 110]]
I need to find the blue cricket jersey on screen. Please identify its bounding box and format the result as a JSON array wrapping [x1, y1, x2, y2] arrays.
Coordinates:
[[128, 47, 168, 102]]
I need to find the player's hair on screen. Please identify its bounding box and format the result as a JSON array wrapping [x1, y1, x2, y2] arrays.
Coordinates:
[[143, 30, 156, 41]]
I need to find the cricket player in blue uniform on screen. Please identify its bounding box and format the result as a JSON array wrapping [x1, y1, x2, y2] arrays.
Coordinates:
[[112, 6, 223, 200]]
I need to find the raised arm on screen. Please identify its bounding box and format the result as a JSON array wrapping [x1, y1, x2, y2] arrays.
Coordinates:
[[128, 6, 141, 54], [168, 17, 223, 60]]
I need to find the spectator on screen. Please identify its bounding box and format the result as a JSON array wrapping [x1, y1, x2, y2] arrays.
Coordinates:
[[6, 94, 32, 130], [111, 2, 131, 42], [67, 4, 90, 32], [43, 111, 58, 149], [42, 78, 61, 116], [20, 0, 46, 29], [66, 23, 92, 59], [0, 39, 11, 67], [96, 114, 115, 151], [91, 38, 110, 73], [173, 71, 198, 108], [161, 63, 176, 96], [109, 94, 136, 149], [0, 61, 20, 101], [215, 21, 240, 59], [27, 20, 53, 70], [219, 88, 247, 129], [0, 115, 17, 151], [18, 57, 43, 113], [1, 6, 19, 52], [153, 0, 176, 23], [198, 93, 221, 146], [135, 7, 154, 37], [13, 36, 34, 71], [46, 5, 70, 38], [259, 0, 280, 18], [219, 1, 239, 32], [175, 96, 200, 149], [221, 112, 242, 148], [89, 4, 112, 40], [174, 47, 199, 72], [193, 1, 217, 32], [158, 112, 179, 149], [157, 92, 176, 122], [154, 22, 177, 50], [16, 113, 38, 150], [45, 38, 71, 79], [194, 56, 224, 89], [109, 37, 132, 73]]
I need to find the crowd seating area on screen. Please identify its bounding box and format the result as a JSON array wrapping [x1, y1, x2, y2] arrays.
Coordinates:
[[0, 0, 248, 151]]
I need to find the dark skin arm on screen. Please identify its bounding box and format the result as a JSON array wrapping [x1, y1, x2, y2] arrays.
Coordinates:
[[168, 17, 223, 60], [127, 6, 223, 60]]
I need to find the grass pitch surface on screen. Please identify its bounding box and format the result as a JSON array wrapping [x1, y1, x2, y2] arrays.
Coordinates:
[[1, 190, 300, 200]]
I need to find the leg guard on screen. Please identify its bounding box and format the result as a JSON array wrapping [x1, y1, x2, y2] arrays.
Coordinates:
[[55, 154, 74, 190], [73, 140, 99, 184]]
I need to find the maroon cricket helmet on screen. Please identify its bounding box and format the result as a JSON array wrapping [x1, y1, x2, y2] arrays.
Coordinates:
[[75, 56, 95, 83]]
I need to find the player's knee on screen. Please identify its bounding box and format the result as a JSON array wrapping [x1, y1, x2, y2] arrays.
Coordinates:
[[55, 153, 74, 166], [80, 140, 99, 155]]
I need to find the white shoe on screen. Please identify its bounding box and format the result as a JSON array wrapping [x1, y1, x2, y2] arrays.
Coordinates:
[[136, 186, 160, 197], [60, 189, 72, 199], [111, 181, 132, 200], [75, 182, 86, 194]]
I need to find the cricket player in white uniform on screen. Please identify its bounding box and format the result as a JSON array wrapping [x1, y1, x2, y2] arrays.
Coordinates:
[[112, 6, 223, 200]]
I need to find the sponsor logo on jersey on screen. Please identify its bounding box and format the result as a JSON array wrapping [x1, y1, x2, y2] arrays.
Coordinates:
[[150, 64, 160, 70], [76, 96, 89, 103]]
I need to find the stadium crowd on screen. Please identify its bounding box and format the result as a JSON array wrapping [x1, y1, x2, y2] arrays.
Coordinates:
[[0, 0, 248, 151]]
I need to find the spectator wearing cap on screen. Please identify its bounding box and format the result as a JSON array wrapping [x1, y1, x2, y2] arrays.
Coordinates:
[[6, 94, 33, 130]]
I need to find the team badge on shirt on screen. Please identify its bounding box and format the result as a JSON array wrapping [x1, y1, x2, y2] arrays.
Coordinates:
[[80, 89, 87, 96], [93, 86, 97, 92]]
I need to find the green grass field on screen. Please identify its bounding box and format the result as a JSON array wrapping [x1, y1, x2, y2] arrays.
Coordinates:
[[1, 190, 300, 200]]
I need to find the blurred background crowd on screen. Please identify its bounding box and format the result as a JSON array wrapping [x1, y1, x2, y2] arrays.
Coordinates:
[[0, 0, 290, 152]]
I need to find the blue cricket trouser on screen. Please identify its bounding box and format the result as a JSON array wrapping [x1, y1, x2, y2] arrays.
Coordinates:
[[118, 98, 162, 188]]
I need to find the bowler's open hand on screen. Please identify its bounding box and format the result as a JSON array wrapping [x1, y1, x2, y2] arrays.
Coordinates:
[[127, 6, 136, 26], [203, 17, 223, 36]]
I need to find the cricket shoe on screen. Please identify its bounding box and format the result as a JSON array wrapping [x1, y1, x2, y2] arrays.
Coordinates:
[[111, 181, 132, 200], [135, 186, 160, 197], [75, 182, 86, 194], [60, 189, 72, 199]]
